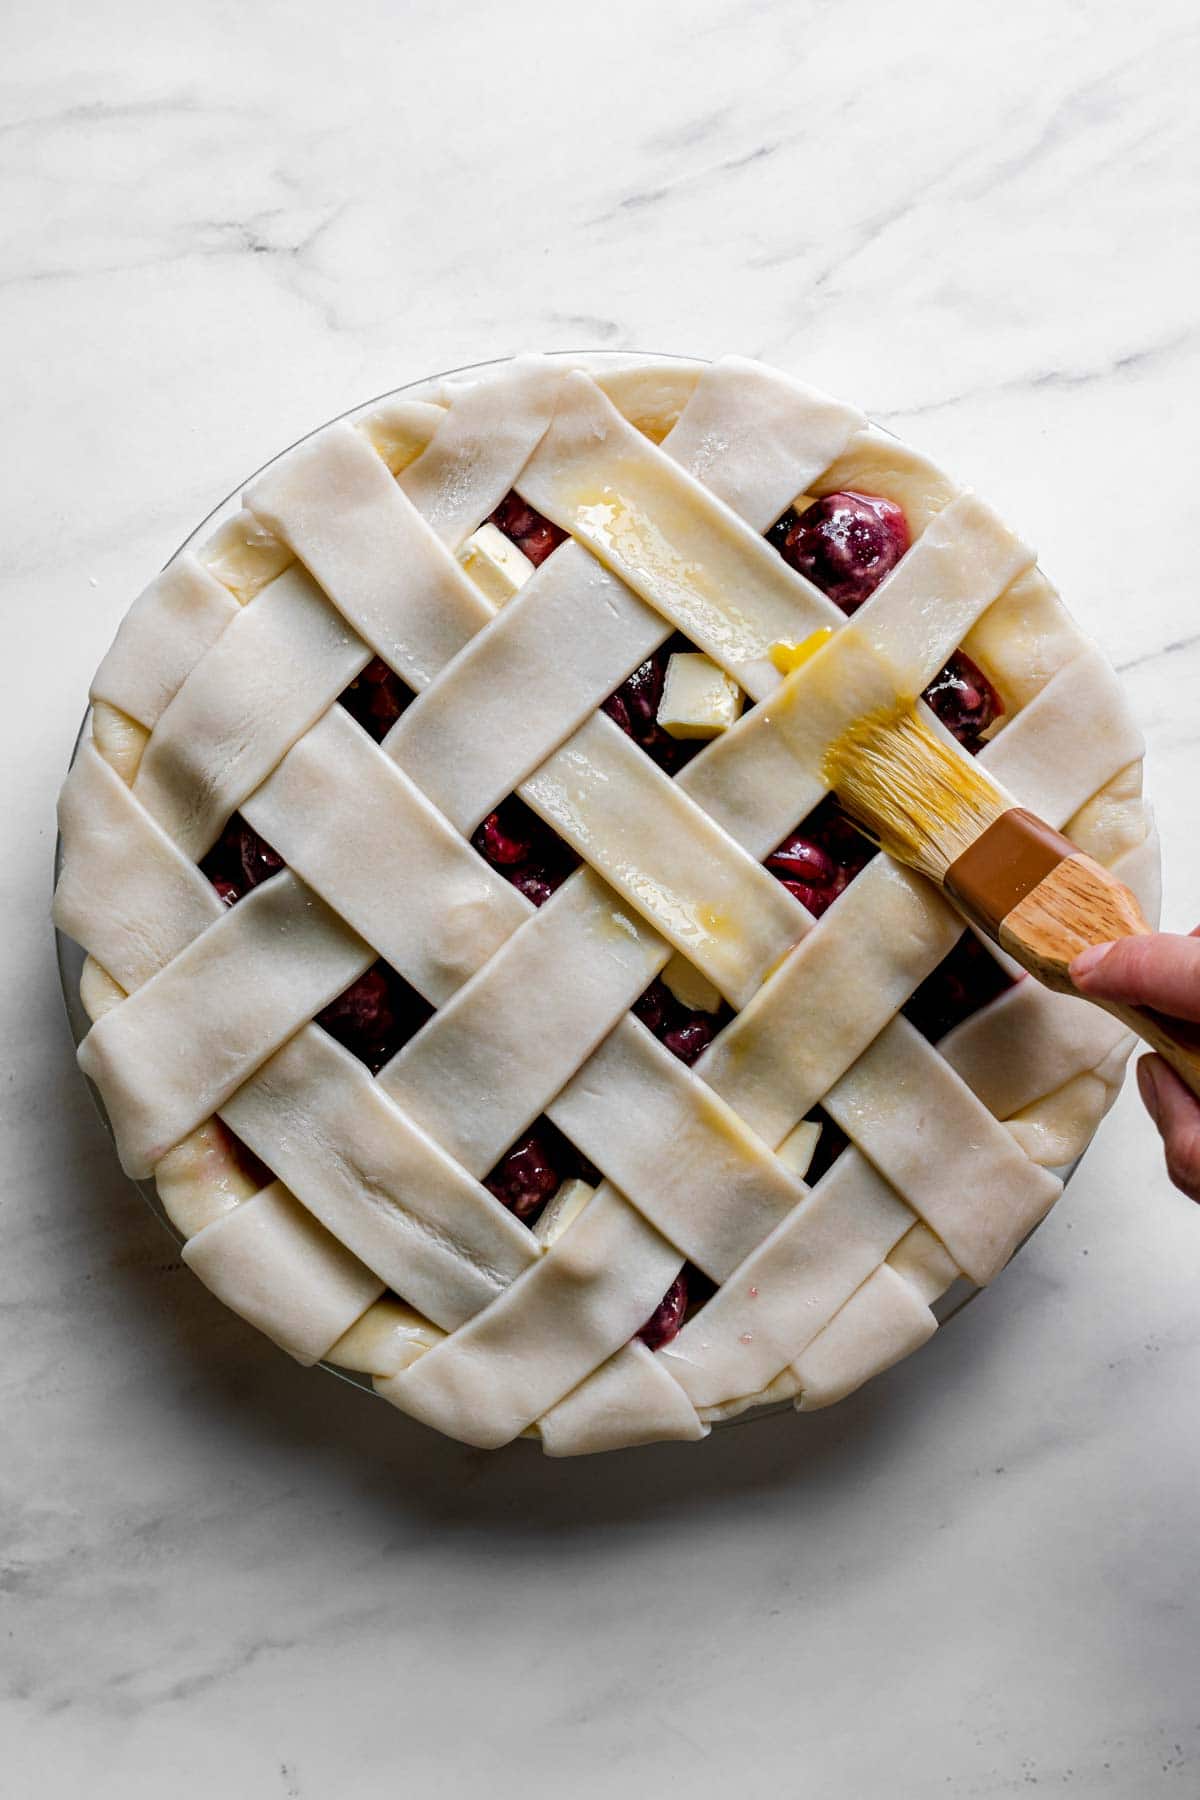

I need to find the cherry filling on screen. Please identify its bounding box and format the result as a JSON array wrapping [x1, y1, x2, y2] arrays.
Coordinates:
[[633, 976, 731, 1067], [489, 492, 568, 567], [338, 656, 416, 742], [638, 1272, 689, 1349], [638, 1262, 715, 1350], [471, 795, 579, 907], [765, 793, 876, 918], [317, 960, 433, 1074], [602, 637, 707, 776], [200, 814, 286, 906], [903, 932, 1017, 1044], [769, 491, 909, 616], [484, 1117, 600, 1224], [191, 469, 1012, 1363], [766, 491, 1006, 754], [922, 649, 1003, 755]]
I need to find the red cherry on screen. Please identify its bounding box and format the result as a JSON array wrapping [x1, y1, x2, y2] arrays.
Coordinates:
[[602, 650, 693, 775], [510, 868, 562, 907], [663, 1017, 717, 1065], [923, 650, 1004, 754], [485, 1131, 563, 1221], [764, 836, 838, 890], [236, 820, 284, 891], [316, 963, 432, 1073], [473, 809, 534, 867], [633, 978, 671, 1036], [638, 1271, 689, 1350], [339, 656, 414, 742], [770, 491, 909, 615], [904, 932, 1016, 1042], [489, 492, 568, 567], [777, 874, 846, 918], [199, 814, 285, 905], [471, 799, 578, 908]]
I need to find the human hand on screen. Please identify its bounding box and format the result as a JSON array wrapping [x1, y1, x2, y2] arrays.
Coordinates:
[[1070, 929, 1200, 1202]]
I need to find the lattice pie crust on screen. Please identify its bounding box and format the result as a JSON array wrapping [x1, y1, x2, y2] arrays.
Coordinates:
[[54, 353, 1159, 1454]]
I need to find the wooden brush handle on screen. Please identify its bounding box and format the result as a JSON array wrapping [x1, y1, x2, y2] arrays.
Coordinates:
[[998, 854, 1200, 1102]]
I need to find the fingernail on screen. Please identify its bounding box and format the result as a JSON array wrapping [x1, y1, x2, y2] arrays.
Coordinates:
[[1137, 1058, 1162, 1128], [1071, 942, 1116, 981]]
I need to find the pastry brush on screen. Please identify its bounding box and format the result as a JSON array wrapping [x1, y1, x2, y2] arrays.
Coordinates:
[[824, 702, 1200, 1100]]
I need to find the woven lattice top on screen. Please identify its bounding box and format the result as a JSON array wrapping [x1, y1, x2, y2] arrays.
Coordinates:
[[54, 353, 1159, 1454]]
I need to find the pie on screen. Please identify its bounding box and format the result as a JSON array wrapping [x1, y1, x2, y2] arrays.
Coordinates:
[[53, 352, 1160, 1454]]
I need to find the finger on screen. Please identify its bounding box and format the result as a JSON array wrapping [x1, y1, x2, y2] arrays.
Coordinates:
[[1138, 1054, 1200, 1203], [1069, 934, 1200, 1023]]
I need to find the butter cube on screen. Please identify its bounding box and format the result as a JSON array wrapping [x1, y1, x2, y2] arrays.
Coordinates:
[[533, 1178, 595, 1248], [656, 652, 742, 740], [777, 1119, 822, 1179], [457, 521, 535, 605], [661, 951, 722, 1015]]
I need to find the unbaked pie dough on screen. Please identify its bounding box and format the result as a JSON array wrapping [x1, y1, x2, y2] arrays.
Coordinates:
[[54, 352, 1159, 1454]]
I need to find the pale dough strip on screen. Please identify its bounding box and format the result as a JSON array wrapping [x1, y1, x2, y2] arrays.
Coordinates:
[[384, 541, 667, 835], [677, 491, 1036, 859], [182, 1181, 384, 1367], [380, 868, 669, 1179], [657, 1150, 913, 1410], [54, 742, 224, 994], [240, 704, 530, 1006], [78, 872, 374, 1177], [221, 1026, 540, 1332], [245, 421, 494, 690], [522, 708, 807, 1009], [518, 369, 842, 699], [661, 354, 867, 532], [91, 554, 240, 730], [133, 562, 369, 859], [547, 1014, 809, 1283], [381, 1183, 684, 1449], [397, 353, 567, 548], [822, 1016, 1062, 1284]]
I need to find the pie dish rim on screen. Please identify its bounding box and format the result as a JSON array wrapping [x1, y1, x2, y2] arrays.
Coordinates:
[[51, 345, 1093, 1433]]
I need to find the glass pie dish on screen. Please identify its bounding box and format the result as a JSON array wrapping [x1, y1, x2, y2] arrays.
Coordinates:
[[54, 349, 1134, 1449]]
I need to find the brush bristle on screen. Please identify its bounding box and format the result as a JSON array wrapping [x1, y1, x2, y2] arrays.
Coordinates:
[[823, 705, 1009, 886]]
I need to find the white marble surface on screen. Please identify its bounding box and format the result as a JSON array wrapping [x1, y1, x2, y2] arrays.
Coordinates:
[[5, 0, 1200, 1792]]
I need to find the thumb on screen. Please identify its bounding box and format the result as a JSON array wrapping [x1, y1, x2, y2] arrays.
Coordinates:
[[1069, 933, 1200, 1024], [1137, 1055, 1200, 1202]]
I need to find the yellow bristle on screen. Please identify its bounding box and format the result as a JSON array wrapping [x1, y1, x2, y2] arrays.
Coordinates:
[[823, 704, 1010, 886]]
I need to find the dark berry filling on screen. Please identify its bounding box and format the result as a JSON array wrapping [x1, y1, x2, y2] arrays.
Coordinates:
[[921, 649, 1004, 754], [317, 961, 433, 1074], [601, 637, 707, 776], [637, 1262, 716, 1350], [200, 814, 286, 906], [338, 656, 416, 742], [767, 489, 1006, 754], [903, 932, 1016, 1044], [489, 492, 568, 567], [484, 1118, 600, 1224], [638, 1271, 689, 1349], [471, 795, 579, 907], [765, 793, 876, 919], [633, 975, 732, 1066], [768, 491, 910, 615], [802, 1109, 849, 1186]]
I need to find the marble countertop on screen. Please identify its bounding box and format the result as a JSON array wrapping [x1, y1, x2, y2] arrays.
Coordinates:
[[6, 1, 1200, 1793]]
